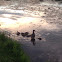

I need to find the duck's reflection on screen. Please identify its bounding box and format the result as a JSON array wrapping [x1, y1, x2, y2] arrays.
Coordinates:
[[31, 38, 36, 46]]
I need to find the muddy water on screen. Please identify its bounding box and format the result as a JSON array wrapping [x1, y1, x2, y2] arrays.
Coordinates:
[[0, 3, 62, 62]]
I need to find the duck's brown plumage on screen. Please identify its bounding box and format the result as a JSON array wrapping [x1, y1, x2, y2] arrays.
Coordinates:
[[31, 30, 35, 39]]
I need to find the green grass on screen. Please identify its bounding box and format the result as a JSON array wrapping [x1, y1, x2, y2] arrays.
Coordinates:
[[0, 32, 30, 62]]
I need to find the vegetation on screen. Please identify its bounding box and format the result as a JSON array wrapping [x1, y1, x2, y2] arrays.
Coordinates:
[[0, 32, 30, 62]]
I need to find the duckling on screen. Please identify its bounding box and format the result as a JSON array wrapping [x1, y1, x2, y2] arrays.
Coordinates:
[[21, 32, 29, 37], [31, 30, 35, 39], [25, 32, 29, 36], [16, 31, 20, 36], [21, 33, 26, 37]]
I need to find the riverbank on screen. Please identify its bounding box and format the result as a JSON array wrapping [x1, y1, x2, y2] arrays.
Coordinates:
[[0, 32, 30, 62]]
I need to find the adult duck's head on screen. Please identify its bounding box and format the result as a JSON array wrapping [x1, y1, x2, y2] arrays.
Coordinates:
[[33, 30, 35, 32], [33, 30, 35, 34]]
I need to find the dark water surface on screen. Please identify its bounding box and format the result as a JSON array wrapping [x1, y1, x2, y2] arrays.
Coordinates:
[[20, 30, 62, 62]]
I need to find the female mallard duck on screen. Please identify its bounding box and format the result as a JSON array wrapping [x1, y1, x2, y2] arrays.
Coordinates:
[[31, 30, 35, 41], [31, 30, 35, 45], [31, 30, 35, 39]]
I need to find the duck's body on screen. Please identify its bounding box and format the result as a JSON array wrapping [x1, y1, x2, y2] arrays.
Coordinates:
[[31, 30, 35, 45]]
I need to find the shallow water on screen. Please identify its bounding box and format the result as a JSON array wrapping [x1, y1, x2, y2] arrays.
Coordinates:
[[0, 3, 62, 62]]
